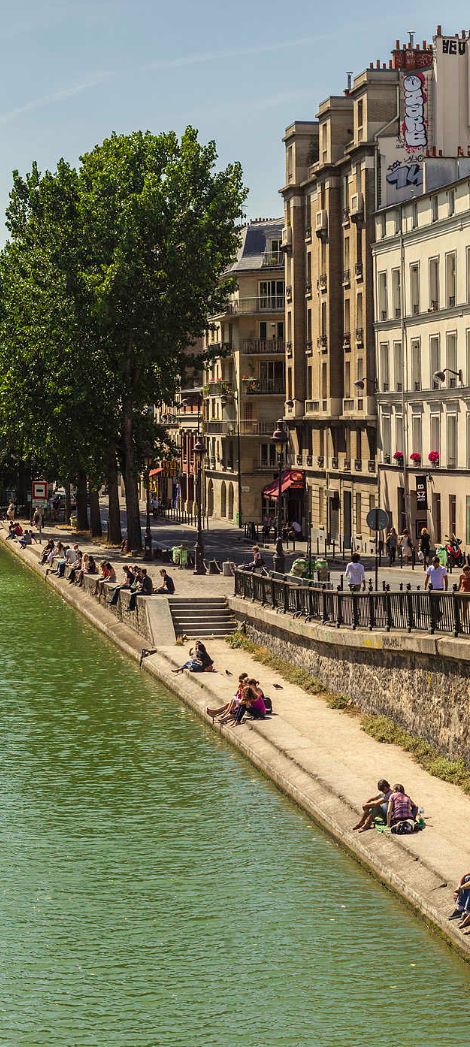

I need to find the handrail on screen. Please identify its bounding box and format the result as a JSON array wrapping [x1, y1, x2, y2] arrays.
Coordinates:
[[233, 568, 470, 638]]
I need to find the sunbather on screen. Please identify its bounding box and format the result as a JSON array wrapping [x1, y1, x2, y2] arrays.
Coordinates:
[[206, 673, 248, 724], [449, 873, 470, 932], [352, 780, 392, 833]]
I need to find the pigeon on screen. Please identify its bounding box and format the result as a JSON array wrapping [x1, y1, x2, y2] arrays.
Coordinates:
[[272, 683, 283, 690], [225, 669, 233, 676]]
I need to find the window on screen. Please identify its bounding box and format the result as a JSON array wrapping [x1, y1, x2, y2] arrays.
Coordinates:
[[449, 495, 457, 535], [287, 145, 293, 182], [259, 280, 284, 309], [344, 236, 350, 269], [321, 300, 327, 337], [445, 252, 456, 307], [357, 291, 363, 331], [392, 268, 401, 318], [431, 195, 439, 222], [467, 330, 470, 386], [446, 332, 457, 385], [344, 361, 351, 397], [260, 443, 277, 467], [321, 362, 327, 399], [411, 414, 422, 455], [382, 414, 391, 456], [467, 412, 470, 469], [429, 257, 440, 311], [357, 99, 364, 141], [378, 272, 388, 320], [355, 492, 362, 531], [321, 123, 328, 162], [467, 247, 470, 304], [430, 414, 440, 456], [447, 415, 457, 468], [344, 298, 350, 337], [411, 201, 418, 229], [307, 366, 313, 400], [448, 188, 455, 216], [368, 495, 376, 532], [430, 336, 440, 388], [395, 414, 404, 452], [393, 341, 403, 391], [355, 429, 361, 460], [379, 342, 389, 391], [306, 309, 312, 344], [318, 487, 325, 526], [411, 338, 421, 390], [410, 263, 420, 315]]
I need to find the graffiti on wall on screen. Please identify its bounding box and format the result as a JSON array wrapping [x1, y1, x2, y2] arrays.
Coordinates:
[[402, 73, 427, 150], [386, 159, 423, 190]]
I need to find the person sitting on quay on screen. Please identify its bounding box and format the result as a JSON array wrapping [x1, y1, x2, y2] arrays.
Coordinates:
[[17, 528, 36, 549], [45, 540, 66, 571], [6, 521, 23, 540], [352, 780, 393, 833], [40, 538, 55, 564], [67, 550, 83, 584], [172, 640, 214, 674], [127, 567, 153, 611], [206, 673, 249, 724], [76, 553, 98, 587], [108, 564, 135, 606], [233, 681, 267, 725], [242, 546, 264, 572], [55, 543, 81, 578], [345, 552, 366, 592], [386, 784, 419, 833], [155, 568, 175, 595], [94, 561, 116, 597], [448, 872, 470, 932]]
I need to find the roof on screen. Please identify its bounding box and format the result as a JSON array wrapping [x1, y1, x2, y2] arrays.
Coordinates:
[[226, 218, 284, 274]]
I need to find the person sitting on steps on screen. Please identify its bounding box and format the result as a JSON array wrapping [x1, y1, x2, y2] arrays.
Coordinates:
[[352, 780, 392, 833], [172, 640, 214, 674]]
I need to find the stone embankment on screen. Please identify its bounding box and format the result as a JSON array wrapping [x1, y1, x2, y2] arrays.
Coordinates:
[[2, 531, 470, 963]]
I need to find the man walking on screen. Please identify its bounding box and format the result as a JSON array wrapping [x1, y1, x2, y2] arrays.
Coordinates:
[[345, 552, 366, 592], [425, 555, 448, 592]]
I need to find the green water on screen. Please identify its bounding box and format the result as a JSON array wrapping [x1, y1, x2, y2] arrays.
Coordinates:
[[0, 546, 469, 1047]]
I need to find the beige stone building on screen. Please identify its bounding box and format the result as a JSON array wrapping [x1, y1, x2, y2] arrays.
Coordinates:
[[202, 219, 286, 525], [281, 26, 470, 550], [373, 171, 470, 545]]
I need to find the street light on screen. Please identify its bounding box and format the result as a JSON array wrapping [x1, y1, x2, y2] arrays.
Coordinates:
[[433, 368, 464, 386], [220, 390, 243, 528], [272, 418, 289, 573], [353, 377, 378, 391], [193, 434, 207, 575], [142, 447, 154, 562]]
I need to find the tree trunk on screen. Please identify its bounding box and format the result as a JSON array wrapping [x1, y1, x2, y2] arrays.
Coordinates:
[[75, 471, 89, 531], [64, 482, 72, 524], [122, 407, 142, 550], [107, 453, 122, 545], [89, 487, 102, 537]]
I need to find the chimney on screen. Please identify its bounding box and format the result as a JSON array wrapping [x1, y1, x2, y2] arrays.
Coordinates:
[[389, 59, 393, 68], [369, 61, 374, 69], [436, 25, 442, 37], [376, 59, 380, 69], [422, 40, 427, 49], [408, 30, 415, 47], [346, 71, 353, 91], [395, 39, 400, 49]]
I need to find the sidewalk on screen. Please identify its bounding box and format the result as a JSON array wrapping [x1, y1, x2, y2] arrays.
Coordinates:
[[3, 529, 470, 961]]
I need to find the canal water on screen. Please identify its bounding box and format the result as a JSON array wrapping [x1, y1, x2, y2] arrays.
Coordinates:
[[0, 546, 469, 1047]]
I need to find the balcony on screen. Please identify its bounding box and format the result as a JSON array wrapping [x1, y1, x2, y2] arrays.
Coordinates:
[[261, 250, 283, 268], [368, 460, 375, 473], [343, 331, 351, 349], [317, 334, 328, 350], [286, 286, 292, 302], [216, 295, 284, 316], [203, 380, 233, 397], [342, 268, 351, 288], [343, 399, 355, 412], [331, 456, 339, 469], [305, 340, 313, 356], [305, 282, 312, 299], [354, 459, 362, 471], [305, 226, 312, 242], [318, 274, 327, 293], [448, 296, 456, 307], [355, 262, 363, 281], [286, 341, 293, 358], [239, 420, 277, 435], [317, 455, 324, 467], [342, 207, 350, 225], [243, 379, 285, 395], [344, 458, 351, 470], [355, 328, 364, 346], [412, 303, 420, 316], [305, 400, 320, 413], [241, 338, 285, 355], [429, 300, 439, 312]]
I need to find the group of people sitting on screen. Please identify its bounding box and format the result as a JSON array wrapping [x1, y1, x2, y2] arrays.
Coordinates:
[[449, 873, 470, 934], [6, 521, 39, 547], [39, 542, 175, 609], [353, 779, 423, 835], [205, 672, 272, 726], [108, 565, 174, 610]]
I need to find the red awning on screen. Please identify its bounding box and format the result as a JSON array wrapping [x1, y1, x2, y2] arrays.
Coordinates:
[[149, 467, 163, 477], [262, 469, 304, 499]]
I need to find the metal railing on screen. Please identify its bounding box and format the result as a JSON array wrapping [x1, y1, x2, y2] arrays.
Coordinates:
[[223, 296, 285, 315], [234, 569, 470, 637], [241, 339, 285, 355]]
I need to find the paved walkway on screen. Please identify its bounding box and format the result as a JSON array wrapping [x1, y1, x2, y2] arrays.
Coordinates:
[[3, 529, 470, 960]]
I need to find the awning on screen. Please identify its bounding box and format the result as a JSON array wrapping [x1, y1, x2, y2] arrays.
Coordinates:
[[262, 469, 304, 499], [149, 467, 163, 477]]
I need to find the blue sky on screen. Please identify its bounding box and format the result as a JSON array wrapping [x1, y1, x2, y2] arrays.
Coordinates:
[[0, 0, 468, 234]]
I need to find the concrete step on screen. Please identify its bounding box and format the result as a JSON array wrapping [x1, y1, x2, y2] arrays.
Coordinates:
[[169, 595, 235, 637]]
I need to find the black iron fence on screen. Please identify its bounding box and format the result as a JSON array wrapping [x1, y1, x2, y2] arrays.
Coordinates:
[[157, 506, 210, 529], [234, 569, 470, 638]]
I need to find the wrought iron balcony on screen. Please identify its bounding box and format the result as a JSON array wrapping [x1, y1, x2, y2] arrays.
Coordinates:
[[241, 338, 285, 355]]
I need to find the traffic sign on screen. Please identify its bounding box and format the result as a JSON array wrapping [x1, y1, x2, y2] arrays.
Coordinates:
[[366, 507, 390, 531], [32, 480, 47, 500]]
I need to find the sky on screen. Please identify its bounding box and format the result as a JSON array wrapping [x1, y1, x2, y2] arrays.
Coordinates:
[[0, 0, 469, 236]]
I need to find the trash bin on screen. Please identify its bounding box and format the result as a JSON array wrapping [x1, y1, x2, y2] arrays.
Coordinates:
[[314, 557, 329, 582], [172, 546, 181, 566], [436, 545, 448, 567], [290, 557, 307, 578]]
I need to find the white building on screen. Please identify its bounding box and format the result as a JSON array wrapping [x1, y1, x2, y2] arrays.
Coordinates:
[[373, 172, 470, 546]]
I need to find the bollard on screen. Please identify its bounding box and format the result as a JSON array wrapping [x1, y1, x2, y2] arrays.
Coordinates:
[[406, 582, 414, 632], [452, 584, 461, 637]]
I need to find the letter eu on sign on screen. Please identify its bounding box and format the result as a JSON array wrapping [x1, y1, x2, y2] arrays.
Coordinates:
[[416, 475, 428, 511]]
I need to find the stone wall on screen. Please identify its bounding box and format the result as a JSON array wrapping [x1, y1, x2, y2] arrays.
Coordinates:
[[229, 597, 470, 765]]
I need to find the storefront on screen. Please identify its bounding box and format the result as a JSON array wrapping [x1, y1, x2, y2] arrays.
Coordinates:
[[262, 469, 305, 529]]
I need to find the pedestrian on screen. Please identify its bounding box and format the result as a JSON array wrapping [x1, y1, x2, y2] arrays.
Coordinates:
[[6, 502, 15, 522], [386, 527, 398, 565], [425, 555, 448, 592], [399, 528, 413, 565], [419, 527, 431, 568], [458, 563, 470, 628], [345, 552, 366, 592]]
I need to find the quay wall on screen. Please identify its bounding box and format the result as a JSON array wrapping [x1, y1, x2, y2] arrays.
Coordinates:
[[229, 596, 470, 766]]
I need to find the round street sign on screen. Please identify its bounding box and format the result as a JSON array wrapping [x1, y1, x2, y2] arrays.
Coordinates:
[[366, 507, 390, 531]]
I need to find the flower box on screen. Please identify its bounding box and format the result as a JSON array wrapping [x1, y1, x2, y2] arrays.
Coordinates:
[[428, 450, 440, 465], [410, 452, 421, 463], [393, 451, 404, 462]]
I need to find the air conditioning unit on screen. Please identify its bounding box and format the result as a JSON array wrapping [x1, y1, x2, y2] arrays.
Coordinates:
[[315, 210, 328, 237], [350, 193, 364, 222], [281, 225, 292, 250]]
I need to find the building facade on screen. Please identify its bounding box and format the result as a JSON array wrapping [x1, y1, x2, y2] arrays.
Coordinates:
[[373, 174, 470, 545], [202, 219, 286, 524]]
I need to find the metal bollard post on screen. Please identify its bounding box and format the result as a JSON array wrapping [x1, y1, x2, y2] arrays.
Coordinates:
[[452, 584, 461, 637], [406, 582, 414, 633]]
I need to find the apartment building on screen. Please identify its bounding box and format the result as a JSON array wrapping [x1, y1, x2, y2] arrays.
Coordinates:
[[202, 219, 286, 524], [373, 173, 470, 545], [281, 26, 470, 548]]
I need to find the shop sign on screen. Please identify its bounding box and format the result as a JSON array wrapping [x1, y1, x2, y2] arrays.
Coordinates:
[[416, 474, 428, 511]]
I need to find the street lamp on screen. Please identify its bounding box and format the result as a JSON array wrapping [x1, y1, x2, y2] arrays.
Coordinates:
[[220, 390, 243, 528], [354, 377, 378, 391], [433, 368, 464, 386], [193, 434, 207, 575], [272, 418, 289, 573], [143, 447, 154, 561]]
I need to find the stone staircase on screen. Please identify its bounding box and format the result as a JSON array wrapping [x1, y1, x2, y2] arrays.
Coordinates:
[[169, 597, 237, 639]]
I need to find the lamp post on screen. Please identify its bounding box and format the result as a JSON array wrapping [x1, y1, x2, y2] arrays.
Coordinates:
[[220, 390, 243, 528], [143, 448, 153, 561], [193, 434, 207, 575], [272, 418, 288, 573], [433, 367, 464, 387]]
